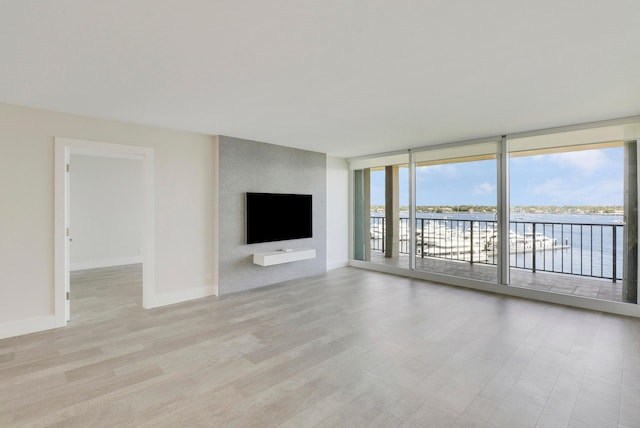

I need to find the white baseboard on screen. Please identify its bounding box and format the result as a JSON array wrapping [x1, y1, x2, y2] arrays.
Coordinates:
[[0, 315, 58, 340], [70, 256, 143, 271], [148, 285, 218, 309], [327, 259, 349, 270]]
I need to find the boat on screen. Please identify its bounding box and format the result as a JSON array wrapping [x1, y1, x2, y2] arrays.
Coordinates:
[[485, 231, 569, 252], [372, 218, 571, 259]]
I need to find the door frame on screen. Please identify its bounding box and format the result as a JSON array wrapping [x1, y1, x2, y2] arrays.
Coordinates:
[[54, 138, 155, 326]]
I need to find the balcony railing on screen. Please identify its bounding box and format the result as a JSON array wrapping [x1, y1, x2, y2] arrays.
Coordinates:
[[370, 217, 624, 281]]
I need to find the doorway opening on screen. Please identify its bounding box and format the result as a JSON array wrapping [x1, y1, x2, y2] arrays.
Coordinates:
[[54, 138, 155, 327], [69, 153, 143, 323]]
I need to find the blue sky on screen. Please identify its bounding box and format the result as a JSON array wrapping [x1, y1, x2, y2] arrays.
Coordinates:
[[370, 147, 623, 206]]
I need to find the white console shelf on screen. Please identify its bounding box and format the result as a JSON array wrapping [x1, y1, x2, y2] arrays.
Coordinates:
[[253, 248, 316, 266]]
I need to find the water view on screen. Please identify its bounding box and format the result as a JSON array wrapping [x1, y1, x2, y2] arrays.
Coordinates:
[[370, 212, 624, 281], [360, 144, 635, 304]]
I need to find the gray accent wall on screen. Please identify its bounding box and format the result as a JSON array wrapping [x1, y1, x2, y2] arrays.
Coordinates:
[[218, 136, 327, 294]]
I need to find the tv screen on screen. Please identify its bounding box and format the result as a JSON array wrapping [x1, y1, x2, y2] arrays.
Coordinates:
[[246, 192, 313, 244]]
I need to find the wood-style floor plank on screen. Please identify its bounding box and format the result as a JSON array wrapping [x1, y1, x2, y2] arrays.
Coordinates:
[[1, 264, 640, 427]]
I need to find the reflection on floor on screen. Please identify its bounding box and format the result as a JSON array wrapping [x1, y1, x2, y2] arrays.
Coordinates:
[[370, 253, 625, 303]]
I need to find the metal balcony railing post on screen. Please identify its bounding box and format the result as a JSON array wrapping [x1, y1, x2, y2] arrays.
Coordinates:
[[612, 225, 617, 283], [532, 223, 536, 273], [420, 219, 425, 258], [470, 220, 474, 264]]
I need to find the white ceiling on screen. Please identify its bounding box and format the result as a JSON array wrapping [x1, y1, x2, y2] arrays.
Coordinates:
[[1, 1, 639, 158]]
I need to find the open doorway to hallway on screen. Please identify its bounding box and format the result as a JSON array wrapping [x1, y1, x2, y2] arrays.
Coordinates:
[[55, 138, 156, 327], [68, 153, 144, 323]]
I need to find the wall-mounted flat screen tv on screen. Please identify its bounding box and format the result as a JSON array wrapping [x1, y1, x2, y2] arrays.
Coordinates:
[[246, 192, 312, 244]]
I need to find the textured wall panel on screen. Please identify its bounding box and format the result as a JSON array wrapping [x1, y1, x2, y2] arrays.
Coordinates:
[[218, 136, 326, 294]]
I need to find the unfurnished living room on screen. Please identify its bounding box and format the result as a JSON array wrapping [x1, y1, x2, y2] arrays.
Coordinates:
[[1, 1, 640, 427]]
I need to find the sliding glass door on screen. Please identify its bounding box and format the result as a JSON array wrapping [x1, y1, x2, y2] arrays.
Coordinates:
[[508, 142, 636, 303], [413, 153, 498, 282]]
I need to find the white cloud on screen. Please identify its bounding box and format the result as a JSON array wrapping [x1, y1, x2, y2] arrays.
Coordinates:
[[473, 182, 495, 195], [532, 178, 562, 194], [548, 149, 611, 175], [417, 164, 458, 176], [416, 164, 460, 185], [530, 177, 622, 205], [529, 154, 547, 162]]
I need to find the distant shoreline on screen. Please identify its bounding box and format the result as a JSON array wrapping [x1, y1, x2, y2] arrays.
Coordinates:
[[370, 205, 624, 216]]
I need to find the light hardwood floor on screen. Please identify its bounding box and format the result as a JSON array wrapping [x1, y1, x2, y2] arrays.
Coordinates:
[[1, 265, 640, 427]]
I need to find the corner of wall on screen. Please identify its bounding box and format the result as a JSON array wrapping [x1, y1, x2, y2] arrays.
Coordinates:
[[326, 156, 350, 271], [151, 285, 218, 308], [212, 135, 220, 296]]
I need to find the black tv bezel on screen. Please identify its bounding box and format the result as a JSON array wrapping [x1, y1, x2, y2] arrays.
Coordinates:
[[245, 192, 313, 244]]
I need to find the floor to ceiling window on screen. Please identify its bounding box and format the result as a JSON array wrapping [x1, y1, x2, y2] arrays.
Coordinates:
[[351, 120, 640, 307], [412, 143, 498, 282], [508, 140, 636, 303], [352, 153, 410, 269]]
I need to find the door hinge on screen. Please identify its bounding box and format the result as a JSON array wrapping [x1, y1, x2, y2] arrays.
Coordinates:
[[66, 228, 70, 237], [66, 292, 70, 300], [66, 164, 70, 173]]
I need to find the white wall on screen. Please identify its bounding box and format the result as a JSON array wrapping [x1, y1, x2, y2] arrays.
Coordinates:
[[0, 103, 217, 338], [326, 156, 349, 269], [70, 154, 143, 270]]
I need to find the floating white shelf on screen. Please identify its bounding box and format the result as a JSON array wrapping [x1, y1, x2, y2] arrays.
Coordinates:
[[253, 248, 316, 266]]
